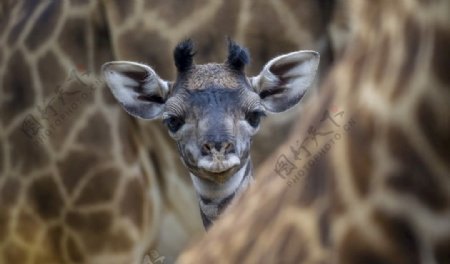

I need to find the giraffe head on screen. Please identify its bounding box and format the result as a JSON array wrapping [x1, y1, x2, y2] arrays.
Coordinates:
[[102, 39, 319, 221]]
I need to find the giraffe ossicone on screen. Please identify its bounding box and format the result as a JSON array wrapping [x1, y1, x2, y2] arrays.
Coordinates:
[[102, 39, 319, 228]]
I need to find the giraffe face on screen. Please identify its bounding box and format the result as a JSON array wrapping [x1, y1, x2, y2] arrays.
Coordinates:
[[102, 39, 319, 183], [163, 75, 262, 182]]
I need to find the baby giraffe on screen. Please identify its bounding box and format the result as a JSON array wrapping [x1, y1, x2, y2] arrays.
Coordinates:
[[102, 39, 319, 228]]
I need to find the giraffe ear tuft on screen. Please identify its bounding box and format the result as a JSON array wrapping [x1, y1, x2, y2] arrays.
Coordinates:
[[174, 39, 196, 72], [226, 38, 250, 71]]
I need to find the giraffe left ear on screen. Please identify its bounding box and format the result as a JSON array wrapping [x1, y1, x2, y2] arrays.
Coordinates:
[[102, 61, 171, 119], [250, 51, 319, 113]]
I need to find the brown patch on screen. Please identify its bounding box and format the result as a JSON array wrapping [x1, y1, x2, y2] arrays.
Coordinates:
[[0, 141, 3, 175], [372, 210, 420, 263], [102, 83, 118, 105], [109, 0, 135, 26], [338, 227, 395, 264], [24, 1, 62, 51], [144, 0, 209, 26], [105, 228, 134, 252], [148, 150, 164, 191], [226, 187, 290, 263], [0, 1, 16, 37], [416, 0, 432, 6], [432, 25, 450, 85], [118, 114, 138, 165], [2, 241, 27, 264], [117, 28, 172, 79], [0, 207, 9, 242], [92, 7, 114, 73], [386, 126, 447, 212], [434, 236, 450, 264], [231, 221, 262, 262], [70, 0, 89, 6], [6, 0, 39, 46], [66, 235, 84, 263], [392, 16, 421, 100], [0, 177, 20, 208], [74, 167, 119, 206], [283, 0, 331, 36], [120, 178, 145, 229], [269, 225, 308, 263], [27, 175, 64, 220], [57, 150, 99, 195], [76, 112, 112, 153], [65, 210, 112, 253], [185, 64, 241, 90], [244, 0, 298, 76], [38, 51, 66, 99], [65, 210, 111, 233], [347, 111, 375, 197], [373, 35, 390, 82], [57, 17, 88, 69], [190, 0, 239, 63], [47, 80, 95, 152], [33, 252, 61, 264], [416, 97, 450, 169], [0, 51, 34, 127], [252, 117, 297, 166], [297, 154, 330, 207], [348, 47, 367, 92], [42, 226, 64, 261], [9, 126, 50, 176], [331, 178, 347, 215], [318, 207, 331, 247], [15, 209, 41, 244]]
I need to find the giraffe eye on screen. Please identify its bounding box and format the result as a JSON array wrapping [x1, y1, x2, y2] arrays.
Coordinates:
[[245, 110, 266, 128], [163, 116, 185, 133]]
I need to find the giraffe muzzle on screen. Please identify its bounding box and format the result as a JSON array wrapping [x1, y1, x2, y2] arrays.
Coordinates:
[[197, 154, 240, 173]]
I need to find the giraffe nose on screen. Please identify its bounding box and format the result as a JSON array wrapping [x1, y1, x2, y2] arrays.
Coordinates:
[[201, 140, 235, 156]]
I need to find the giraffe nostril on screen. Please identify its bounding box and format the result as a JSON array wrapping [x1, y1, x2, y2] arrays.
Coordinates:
[[201, 144, 212, 155], [201, 141, 235, 155], [223, 142, 235, 154]]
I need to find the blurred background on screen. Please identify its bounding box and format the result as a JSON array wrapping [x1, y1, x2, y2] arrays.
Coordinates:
[[0, 0, 350, 263]]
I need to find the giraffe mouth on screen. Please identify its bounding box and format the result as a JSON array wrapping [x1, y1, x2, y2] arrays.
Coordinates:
[[197, 155, 240, 174]]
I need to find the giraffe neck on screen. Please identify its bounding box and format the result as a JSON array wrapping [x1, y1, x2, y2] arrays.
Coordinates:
[[190, 159, 253, 228]]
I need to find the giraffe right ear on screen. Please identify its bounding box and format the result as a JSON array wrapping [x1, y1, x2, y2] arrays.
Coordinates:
[[102, 61, 170, 119], [250, 51, 319, 113]]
